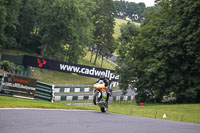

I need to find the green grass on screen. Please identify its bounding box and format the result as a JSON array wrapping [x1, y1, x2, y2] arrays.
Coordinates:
[[111, 86, 120, 92], [113, 18, 140, 56], [0, 96, 98, 111], [78, 50, 115, 70], [0, 49, 38, 56], [1, 96, 200, 124], [113, 18, 140, 39], [109, 102, 200, 124], [30, 68, 98, 85]]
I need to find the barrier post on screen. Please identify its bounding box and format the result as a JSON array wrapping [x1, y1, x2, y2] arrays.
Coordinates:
[[51, 84, 55, 103]]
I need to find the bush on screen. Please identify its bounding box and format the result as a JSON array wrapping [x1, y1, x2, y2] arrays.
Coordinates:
[[15, 65, 20, 73], [0, 60, 16, 74], [0, 60, 10, 71]]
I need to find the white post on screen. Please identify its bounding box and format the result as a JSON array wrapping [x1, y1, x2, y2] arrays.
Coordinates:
[[51, 84, 55, 103], [0, 73, 6, 92]]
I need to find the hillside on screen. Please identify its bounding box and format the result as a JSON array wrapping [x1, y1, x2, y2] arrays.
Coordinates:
[[113, 18, 140, 39], [0, 49, 115, 85], [0, 18, 133, 85]]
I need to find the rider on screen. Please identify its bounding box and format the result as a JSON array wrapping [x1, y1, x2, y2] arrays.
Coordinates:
[[96, 75, 111, 103]]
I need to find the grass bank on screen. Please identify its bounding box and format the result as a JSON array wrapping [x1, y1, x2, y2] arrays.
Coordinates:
[[109, 101, 200, 124], [0, 96, 98, 111], [0, 49, 115, 84], [113, 18, 140, 39], [1, 96, 200, 124], [113, 18, 140, 56]]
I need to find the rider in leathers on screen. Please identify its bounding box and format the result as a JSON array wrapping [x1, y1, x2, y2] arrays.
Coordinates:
[[96, 75, 111, 103]]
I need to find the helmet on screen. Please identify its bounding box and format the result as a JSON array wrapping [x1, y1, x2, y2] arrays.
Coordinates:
[[99, 74, 105, 80]]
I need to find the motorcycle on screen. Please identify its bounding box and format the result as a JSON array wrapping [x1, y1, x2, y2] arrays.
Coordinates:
[[93, 81, 108, 112]]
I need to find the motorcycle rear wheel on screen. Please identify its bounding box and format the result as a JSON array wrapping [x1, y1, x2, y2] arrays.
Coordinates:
[[101, 103, 108, 113]]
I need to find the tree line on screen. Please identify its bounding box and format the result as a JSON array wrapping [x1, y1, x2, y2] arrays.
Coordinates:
[[0, 0, 117, 65], [117, 0, 200, 103], [114, 0, 146, 22]]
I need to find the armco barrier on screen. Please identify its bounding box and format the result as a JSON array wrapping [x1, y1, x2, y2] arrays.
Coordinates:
[[113, 96, 134, 101], [35, 81, 54, 102], [54, 85, 93, 93], [0, 74, 2, 92], [0, 73, 119, 102], [0, 74, 3, 80], [54, 82, 119, 93], [0, 74, 54, 102], [54, 95, 134, 101], [55, 95, 93, 101]]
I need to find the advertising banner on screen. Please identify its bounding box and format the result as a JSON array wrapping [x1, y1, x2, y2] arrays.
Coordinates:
[[1, 74, 37, 98], [22, 55, 119, 81]]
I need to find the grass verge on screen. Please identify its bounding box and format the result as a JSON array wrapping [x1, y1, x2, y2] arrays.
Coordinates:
[[1, 96, 200, 124], [110, 101, 200, 124], [0, 96, 98, 111]]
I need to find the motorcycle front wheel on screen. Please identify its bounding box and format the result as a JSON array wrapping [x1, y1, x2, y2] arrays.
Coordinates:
[[93, 91, 99, 105]]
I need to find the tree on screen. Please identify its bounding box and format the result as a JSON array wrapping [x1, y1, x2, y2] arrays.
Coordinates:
[[1, 0, 97, 63], [0, 0, 7, 46], [117, 22, 139, 94], [92, 0, 116, 66], [15, 0, 41, 53], [117, 0, 200, 103], [39, 0, 95, 63], [114, 0, 146, 22], [0, 0, 21, 48], [163, 0, 200, 102]]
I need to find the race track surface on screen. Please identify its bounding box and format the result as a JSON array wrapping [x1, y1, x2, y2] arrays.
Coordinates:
[[0, 108, 200, 133]]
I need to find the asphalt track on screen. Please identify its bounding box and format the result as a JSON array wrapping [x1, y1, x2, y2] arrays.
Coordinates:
[[0, 108, 200, 133]]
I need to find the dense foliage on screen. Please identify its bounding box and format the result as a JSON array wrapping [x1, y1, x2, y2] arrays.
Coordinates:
[[117, 0, 200, 103], [114, 0, 146, 22], [1, 0, 199, 104], [0, 0, 115, 64], [90, 0, 116, 66]]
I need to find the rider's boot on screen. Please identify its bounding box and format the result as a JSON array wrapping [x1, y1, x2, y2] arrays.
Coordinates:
[[106, 92, 110, 103]]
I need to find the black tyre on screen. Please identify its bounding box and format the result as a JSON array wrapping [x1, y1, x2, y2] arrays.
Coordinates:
[[93, 92, 98, 105], [101, 103, 108, 113]]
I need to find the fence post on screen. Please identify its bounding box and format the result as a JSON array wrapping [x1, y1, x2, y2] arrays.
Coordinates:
[[130, 99, 133, 115], [155, 112, 157, 119], [0, 74, 3, 92], [181, 114, 184, 121], [51, 84, 55, 103]]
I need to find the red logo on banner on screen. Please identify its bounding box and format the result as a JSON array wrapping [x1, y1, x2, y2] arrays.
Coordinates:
[[37, 58, 47, 68], [13, 77, 29, 84]]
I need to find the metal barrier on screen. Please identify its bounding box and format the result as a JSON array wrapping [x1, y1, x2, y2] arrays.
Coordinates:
[[0, 74, 2, 92], [113, 96, 134, 101], [0, 74, 54, 102], [54, 83, 119, 93], [54, 85, 93, 93], [55, 95, 93, 101], [54, 83, 122, 102], [0, 74, 2, 79], [0, 73, 121, 102], [35, 81, 54, 102], [54, 95, 134, 101]]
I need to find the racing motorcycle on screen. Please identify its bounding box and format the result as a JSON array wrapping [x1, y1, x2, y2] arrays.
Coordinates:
[[93, 81, 108, 112]]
